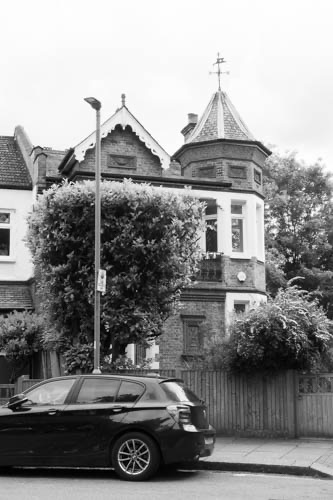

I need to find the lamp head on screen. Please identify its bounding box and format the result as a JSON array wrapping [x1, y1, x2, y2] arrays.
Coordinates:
[[84, 97, 101, 111]]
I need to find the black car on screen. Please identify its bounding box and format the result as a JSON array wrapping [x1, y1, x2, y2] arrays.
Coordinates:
[[0, 374, 215, 481]]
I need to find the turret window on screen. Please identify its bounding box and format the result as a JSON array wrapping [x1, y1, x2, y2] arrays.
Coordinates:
[[204, 202, 218, 253], [231, 203, 245, 253]]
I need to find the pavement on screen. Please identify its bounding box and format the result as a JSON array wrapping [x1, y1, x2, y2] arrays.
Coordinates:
[[189, 436, 333, 478]]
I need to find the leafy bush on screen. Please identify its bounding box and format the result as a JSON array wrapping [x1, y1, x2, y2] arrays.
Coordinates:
[[27, 180, 204, 361], [0, 311, 44, 380], [204, 285, 333, 373], [62, 344, 94, 374]]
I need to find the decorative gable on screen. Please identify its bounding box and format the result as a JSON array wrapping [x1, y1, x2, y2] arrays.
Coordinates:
[[74, 98, 170, 169]]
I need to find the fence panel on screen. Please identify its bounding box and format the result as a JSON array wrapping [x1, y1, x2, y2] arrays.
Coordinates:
[[0, 384, 15, 404], [297, 373, 333, 437], [179, 370, 297, 437]]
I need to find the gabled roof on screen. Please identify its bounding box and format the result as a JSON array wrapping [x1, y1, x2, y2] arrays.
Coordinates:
[[185, 90, 255, 144], [74, 101, 170, 169], [0, 283, 33, 310], [0, 136, 32, 190]]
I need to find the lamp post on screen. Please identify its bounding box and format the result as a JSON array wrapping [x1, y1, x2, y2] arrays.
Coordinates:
[[84, 97, 102, 374]]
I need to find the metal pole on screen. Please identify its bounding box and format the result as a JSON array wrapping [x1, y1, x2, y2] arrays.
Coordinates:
[[93, 105, 101, 374], [84, 97, 102, 374]]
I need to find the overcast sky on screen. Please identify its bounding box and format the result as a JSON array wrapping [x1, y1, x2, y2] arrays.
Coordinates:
[[1, 0, 333, 171]]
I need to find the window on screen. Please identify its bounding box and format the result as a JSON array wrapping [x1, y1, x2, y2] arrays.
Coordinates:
[[204, 202, 218, 253], [231, 203, 245, 253], [116, 381, 144, 403], [0, 213, 11, 256], [25, 379, 76, 406], [76, 378, 120, 404], [254, 169, 262, 185], [234, 302, 247, 314]]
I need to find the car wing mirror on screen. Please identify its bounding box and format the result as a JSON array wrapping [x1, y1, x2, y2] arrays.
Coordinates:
[[7, 393, 29, 411]]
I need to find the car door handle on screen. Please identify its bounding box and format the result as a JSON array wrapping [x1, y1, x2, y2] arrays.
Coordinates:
[[48, 409, 60, 416], [112, 406, 124, 413]]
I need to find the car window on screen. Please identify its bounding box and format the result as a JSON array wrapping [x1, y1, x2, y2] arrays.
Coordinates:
[[76, 378, 120, 404], [115, 381, 144, 403], [25, 379, 76, 406], [160, 381, 201, 403]]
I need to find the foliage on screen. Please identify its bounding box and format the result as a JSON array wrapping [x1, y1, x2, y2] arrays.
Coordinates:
[[264, 151, 333, 316], [102, 354, 152, 372], [0, 311, 44, 380], [264, 151, 333, 271], [27, 179, 204, 363], [265, 248, 287, 296], [62, 343, 94, 374], [203, 285, 333, 373]]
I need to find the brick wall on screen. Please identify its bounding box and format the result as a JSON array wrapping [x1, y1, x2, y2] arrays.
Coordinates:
[[159, 297, 226, 370], [77, 125, 162, 177], [178, 141, 265, 195]]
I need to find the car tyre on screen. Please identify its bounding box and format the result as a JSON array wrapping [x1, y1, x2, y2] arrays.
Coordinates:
[[112, 432, 160, 481]]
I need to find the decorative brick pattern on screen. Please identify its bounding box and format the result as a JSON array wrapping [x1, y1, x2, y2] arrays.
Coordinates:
[[77, 126, 162, 178], [159, 298, 226, 370]]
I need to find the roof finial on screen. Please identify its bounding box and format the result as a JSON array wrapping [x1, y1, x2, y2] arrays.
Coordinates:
[[121, 93, 126, 107], [210, 53, 229, 91]]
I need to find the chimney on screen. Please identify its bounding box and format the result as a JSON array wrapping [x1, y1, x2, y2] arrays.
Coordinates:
[[181, 113, 198, 141]]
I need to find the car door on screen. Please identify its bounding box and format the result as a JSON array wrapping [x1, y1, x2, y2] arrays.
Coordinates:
[[60, 377, 145, 467], [0, 377, 76, 466]]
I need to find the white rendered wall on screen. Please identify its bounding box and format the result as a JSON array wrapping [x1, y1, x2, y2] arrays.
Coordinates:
[[189, 187, 265, 261], [0, 189, 33, 281]]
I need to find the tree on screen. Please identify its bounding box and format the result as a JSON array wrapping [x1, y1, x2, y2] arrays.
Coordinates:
[[27, 179, 204, 366], [264, 151, 333, 313], [203, 285, 333, 373], [264, 151, 333, 272]]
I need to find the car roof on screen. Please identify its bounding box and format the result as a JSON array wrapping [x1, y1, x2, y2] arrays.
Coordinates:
[[38, 374, 182, 385]]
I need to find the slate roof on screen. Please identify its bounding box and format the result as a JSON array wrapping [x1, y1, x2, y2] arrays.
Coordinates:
[[185, 91, 256, 144], [0, 284, 33, 310], [0, 136, 32, 189]]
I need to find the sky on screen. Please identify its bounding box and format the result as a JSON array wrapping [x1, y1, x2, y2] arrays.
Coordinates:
[[1, 0, 333, 170]]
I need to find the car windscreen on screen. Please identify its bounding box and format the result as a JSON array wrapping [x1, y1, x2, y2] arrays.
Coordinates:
[[159, 381, 201, 403]]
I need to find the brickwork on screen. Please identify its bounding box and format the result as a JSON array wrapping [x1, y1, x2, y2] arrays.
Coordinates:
[[76, 125, 162, 178], [159, 297, 226, 370], [178, 141, 265, 195], [222, 256, 265, 291]]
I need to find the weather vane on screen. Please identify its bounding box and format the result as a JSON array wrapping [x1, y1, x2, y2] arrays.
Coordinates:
[[210, 53, 229, 91]]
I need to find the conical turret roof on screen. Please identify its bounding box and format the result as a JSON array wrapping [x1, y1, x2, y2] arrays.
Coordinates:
[[185, 90, 255, 144]]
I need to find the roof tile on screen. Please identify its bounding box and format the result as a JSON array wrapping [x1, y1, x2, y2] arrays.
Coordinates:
[[0, 136, 32, 189], [0, 284, 33, 310]]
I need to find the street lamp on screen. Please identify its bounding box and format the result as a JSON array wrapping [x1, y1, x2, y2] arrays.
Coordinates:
[[84, 97, 102, 374]]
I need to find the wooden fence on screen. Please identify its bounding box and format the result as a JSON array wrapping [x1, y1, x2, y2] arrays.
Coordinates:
[[3, 370, 333, 438]]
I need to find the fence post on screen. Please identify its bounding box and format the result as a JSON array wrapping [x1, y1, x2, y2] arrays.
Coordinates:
[[15, 374, 29, 395], [286, 370, 298, 438]]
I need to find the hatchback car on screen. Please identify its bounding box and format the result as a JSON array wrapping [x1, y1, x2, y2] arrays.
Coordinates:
[[0, 374, 215, 481]]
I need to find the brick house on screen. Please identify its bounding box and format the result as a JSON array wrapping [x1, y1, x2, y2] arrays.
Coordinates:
[[1, 83, 270, 374], [58, 90, 270, 369]]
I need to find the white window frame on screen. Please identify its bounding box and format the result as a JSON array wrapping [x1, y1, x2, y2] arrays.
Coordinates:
[[231, 201, 246, 255], [205, 214, 218, 253], [233, 300, 250, 314], [0, 209, 14, 261]]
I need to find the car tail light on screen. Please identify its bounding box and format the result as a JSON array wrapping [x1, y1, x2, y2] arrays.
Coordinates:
[[167, 405, 197, 432]]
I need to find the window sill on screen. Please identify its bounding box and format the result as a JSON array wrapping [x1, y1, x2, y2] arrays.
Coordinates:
[[0, 256, 16, 263]]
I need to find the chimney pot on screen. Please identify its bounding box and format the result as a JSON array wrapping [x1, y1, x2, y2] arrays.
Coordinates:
[[188, 113, 198, 124]]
